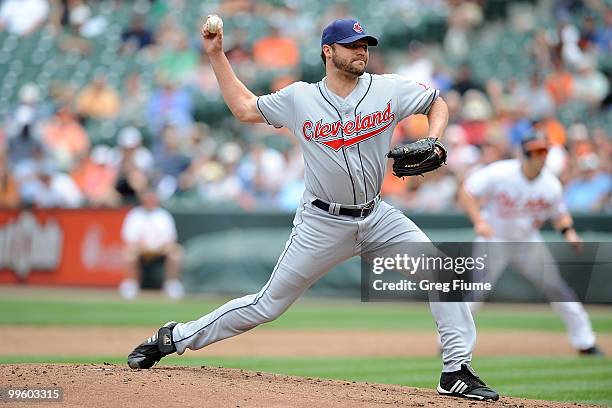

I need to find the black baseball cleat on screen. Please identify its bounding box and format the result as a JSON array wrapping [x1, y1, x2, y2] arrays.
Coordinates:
[[437, 364, 499, 401], [128, 322, 178, 369], [579, 345, 605, 357]]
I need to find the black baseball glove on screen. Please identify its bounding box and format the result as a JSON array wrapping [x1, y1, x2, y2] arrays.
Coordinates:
[[387, 137, 447, 177]]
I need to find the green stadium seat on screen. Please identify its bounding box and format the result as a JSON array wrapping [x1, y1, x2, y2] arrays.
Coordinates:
[[0, 0, 608, 189]]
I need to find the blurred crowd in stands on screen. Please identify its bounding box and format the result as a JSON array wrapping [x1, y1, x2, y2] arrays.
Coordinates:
[[0, 0, 610, 213]]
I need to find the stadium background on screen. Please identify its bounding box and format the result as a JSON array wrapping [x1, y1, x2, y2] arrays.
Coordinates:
[[0, 0, 611, 406]]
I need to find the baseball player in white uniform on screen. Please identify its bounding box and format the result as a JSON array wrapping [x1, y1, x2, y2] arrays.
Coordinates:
[[128, 17, 499, 400], [458, 130, 603, 356]]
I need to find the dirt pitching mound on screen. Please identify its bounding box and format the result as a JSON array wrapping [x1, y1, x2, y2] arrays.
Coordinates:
[[0, 364, 595, 408]]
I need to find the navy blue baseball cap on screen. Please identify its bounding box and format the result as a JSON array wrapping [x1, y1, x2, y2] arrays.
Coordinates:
[[321, 19, 378, 47], [521, 129, 549, 154]]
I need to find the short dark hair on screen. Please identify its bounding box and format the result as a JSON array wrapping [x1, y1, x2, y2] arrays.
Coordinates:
[[320, 44, 334, 67]]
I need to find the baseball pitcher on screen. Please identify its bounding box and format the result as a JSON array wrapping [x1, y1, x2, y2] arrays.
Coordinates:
[[127, 17, 499, 401]]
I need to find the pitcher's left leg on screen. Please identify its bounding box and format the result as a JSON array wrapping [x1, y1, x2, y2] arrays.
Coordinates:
[[360, 202, 476, 372], [360, 202, 497, 400]]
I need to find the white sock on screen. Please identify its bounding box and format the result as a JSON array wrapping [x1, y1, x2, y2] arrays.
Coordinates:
[[164, 279, 185, 300], [119, 279, 139, 300]]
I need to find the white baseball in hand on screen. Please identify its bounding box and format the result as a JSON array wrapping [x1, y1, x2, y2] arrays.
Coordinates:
[[206, 15, 223, 34]]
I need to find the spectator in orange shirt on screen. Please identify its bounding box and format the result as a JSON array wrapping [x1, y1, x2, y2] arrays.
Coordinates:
[[533, 117, 567, 176], [252, 27, 299, 70], [0, 150, 20, 208], [381, 166, 407, 200], [76, 74, 121, 122], [545, 58, 574, 105], [537, 115, 566, 147], [42, 104, 90, 170], [71, 145, 120, 207]]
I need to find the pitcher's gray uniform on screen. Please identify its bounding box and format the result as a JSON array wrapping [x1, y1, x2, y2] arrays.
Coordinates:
[[128, 18, 499, 400], [170, 73, 477, 373]]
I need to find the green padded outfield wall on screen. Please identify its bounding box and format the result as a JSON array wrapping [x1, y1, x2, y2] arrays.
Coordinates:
[[170, 210, 612, 303]]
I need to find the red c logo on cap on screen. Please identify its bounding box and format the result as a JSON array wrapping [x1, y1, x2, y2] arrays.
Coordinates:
[[353, 22, 363, 33]]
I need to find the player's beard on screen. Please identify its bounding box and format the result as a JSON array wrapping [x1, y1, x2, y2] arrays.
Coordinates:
[[331, 53, 367, 77]]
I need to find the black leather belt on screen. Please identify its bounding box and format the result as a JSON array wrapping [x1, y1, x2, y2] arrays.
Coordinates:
[[312, 198, 377, 218]]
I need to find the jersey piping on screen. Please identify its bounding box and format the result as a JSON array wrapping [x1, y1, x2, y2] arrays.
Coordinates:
[[256, 97, 276, 128], [353, 74, 373, 201], [316, 82, 357, 204]]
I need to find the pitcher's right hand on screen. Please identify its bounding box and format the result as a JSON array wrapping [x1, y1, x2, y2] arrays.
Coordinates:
[[201, 15, 224, 55]]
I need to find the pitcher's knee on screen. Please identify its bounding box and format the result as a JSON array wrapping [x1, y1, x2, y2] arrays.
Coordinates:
[[255, 306, 286, 324], [237, 292, 289, 325]]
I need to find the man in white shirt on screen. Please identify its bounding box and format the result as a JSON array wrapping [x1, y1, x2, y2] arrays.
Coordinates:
[[119, 188, 184, 300], [458, 130, 603, 356], [0, 0, 49, 36]]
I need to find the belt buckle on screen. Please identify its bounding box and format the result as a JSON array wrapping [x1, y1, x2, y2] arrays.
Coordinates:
[[360, 200, 375, 217]]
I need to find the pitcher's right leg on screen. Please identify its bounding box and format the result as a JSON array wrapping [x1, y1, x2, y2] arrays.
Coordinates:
[[172, 260, 316, 354], [170, 203, 357, 354], [128, 202, 356, 368]]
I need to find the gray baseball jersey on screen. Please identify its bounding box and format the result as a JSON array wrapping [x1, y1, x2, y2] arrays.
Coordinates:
[[171, 73, 477, 373], [257, 73, 439, 205]]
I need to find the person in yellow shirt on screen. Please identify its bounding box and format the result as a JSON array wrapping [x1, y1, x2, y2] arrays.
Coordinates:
[[76, 74, 121, 121]]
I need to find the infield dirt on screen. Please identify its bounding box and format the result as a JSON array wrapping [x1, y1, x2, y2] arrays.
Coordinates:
[[0, 364, 599, 408], [3, 327, 610, 407]]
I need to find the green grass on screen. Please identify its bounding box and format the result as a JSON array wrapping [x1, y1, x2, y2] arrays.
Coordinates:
[[2, 296, 611, 405], [1, 297, 611, 332], [1, 356, 610, 406]]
